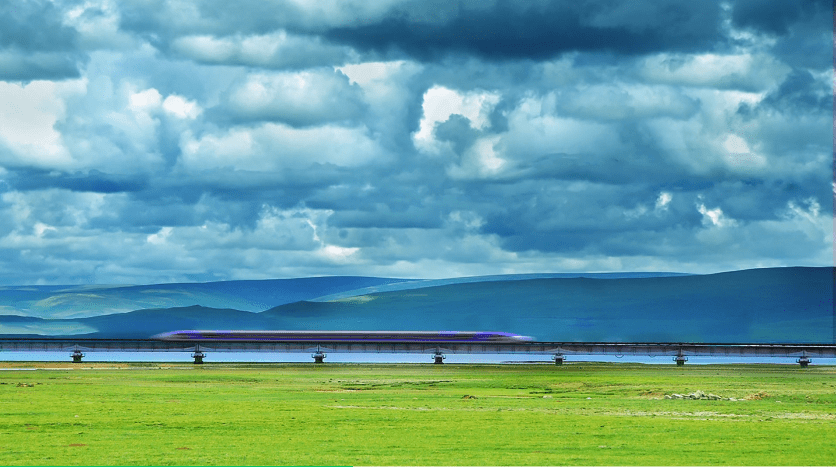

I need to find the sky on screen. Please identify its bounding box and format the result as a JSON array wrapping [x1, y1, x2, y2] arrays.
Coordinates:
[[0, 0, 832, 285]]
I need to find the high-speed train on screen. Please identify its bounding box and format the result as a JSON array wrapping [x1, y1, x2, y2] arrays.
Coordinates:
[[152, 330, 533, 343]]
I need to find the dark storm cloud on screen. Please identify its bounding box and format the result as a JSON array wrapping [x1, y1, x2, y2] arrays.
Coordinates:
[[5, 169, 147, 194], [731, 0, 829, 36], [325, 0, 724, 61], [731, 0, 831, 70], [0, 0, 79, 53], [504, 152, 683, 187], [118, 0, 358, 70], [119, 0, 296, 38], [434, 115, 483, 155], [0, 0, 86, 80], [0, 53, 84, 81], [697, 179, 825, 222], [478, 184, 685, 255], [758, 69, 831, 114]]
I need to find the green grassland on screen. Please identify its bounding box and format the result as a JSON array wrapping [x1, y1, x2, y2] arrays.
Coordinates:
[[1, 362, 835, 465]]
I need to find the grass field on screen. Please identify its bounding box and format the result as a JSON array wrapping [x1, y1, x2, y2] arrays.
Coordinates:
[[1, 362, 835, 465]]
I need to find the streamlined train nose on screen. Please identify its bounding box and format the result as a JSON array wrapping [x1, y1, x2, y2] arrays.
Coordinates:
[[151, 331, 181, 340]]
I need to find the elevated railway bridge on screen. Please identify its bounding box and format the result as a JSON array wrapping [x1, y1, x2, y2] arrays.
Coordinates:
[[1, 338, 834, 366]]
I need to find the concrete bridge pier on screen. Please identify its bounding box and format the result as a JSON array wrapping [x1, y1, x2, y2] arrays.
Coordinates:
[[71, 348, 84, 363], [797, 352, 811, 367], [674, 350, 688, 366], [552, 354, 565, 365], [432, 350, 445, 364], [312, 346, 326, 363], [192, 345, 205, 364]]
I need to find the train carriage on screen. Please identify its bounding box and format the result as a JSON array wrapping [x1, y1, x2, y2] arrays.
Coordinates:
[[153, 330, 533, 343]]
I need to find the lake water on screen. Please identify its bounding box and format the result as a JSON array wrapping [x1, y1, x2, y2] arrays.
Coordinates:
[[0, 351, 833, 365]]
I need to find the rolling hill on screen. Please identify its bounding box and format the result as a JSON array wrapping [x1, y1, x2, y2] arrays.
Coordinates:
[[262, 267, 833, 343]]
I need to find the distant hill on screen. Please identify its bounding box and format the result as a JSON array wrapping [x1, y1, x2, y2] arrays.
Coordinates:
[[310, 272, 693, 302], [77, 305, 274, 338], [0, 305, 278, 339], [0, 276, 410, 318], [0, 315, 98, 336], [0, 267, 832, 343]]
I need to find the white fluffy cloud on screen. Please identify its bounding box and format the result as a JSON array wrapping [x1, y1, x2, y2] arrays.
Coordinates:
[[413, 86, 501, 155], [0, 80, 79, 169], [638, 53, 791, 91], [163, 94, 202, 119], [224, 69, 363, 125], [130, 88, 201, 119]]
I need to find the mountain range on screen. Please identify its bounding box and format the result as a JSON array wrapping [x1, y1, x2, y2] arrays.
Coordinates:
[[0, 267, 832, 343]]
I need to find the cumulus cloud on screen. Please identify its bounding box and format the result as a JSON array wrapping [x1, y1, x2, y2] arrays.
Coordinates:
[[0, 80, 79, 169], [162, 94, 202, 119], [220, 69, 364, 126], [413, 86, 501, 155]]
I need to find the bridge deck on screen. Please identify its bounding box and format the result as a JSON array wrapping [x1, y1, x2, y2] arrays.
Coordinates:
[[1, 339, 834, 358]]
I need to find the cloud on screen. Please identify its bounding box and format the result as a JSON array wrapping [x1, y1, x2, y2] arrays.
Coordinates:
[[0, 80, 78, 169], [325, 0, 725, 61], [128, 88, 202, 119], [728, 0, 831, 70], [0, 0, 830, 285], [758, 69, 831, 114], [550, 82, 700, 121], [179, 122, 387, 172], [413, 85, 500, 155], [170, 32, 355, 69], [5, 169, 147, 194], [655, 192, 672, 211], [731, 0, 829, 36], [219, 69, 365, 126], [637, 53, 790, 92], [162, 94, 202, 119], [0, 51, 85, 82], [697, 201, 737, 228], [63, 0, 138, 50], [0, 0, 87, 80]]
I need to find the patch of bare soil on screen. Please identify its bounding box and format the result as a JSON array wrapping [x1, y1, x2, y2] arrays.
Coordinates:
[[743, 391, 770, 400]]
